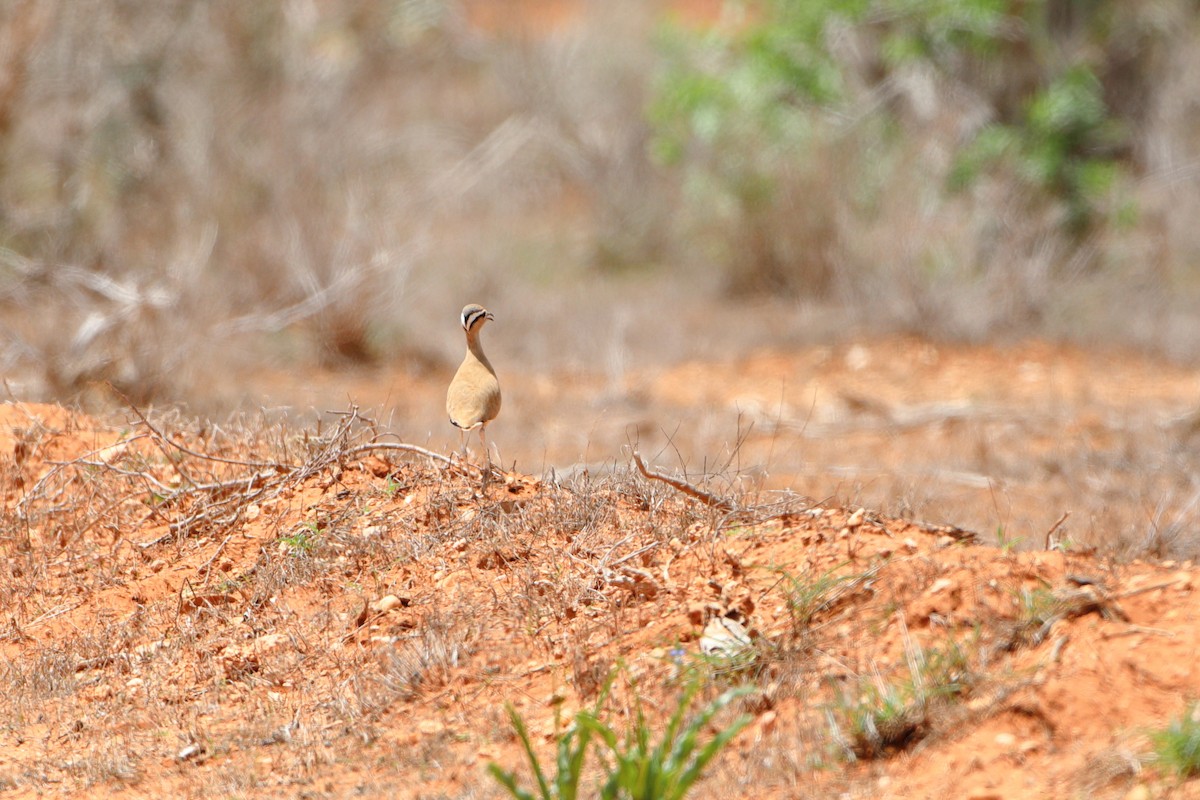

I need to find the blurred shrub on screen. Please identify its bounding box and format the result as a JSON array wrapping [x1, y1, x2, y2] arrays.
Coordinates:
[[949, 65, 1126, 237], [1, 0, 1198, 405], [0, 0, 496, 400], [0, 0, 687, 404], [649, 0, 1183, 331]]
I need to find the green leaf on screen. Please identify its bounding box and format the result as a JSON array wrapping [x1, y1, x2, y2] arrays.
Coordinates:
[[487, 763, 539, 800]]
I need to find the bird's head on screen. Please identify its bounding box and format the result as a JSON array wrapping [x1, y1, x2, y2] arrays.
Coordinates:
[[461, 304, 494, 332]]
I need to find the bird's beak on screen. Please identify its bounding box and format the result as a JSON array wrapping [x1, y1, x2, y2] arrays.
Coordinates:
[[486, 312, 495, 322]]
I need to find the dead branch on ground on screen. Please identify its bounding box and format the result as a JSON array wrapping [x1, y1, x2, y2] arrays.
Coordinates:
[[631, 450, 735, 512]]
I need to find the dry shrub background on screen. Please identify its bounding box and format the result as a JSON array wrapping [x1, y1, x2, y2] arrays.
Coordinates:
[[2, 0, 1199, 406], [0, 0, 694, 404]]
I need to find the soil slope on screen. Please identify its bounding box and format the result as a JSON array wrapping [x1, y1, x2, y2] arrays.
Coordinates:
[[0, 399, 1196, 799]]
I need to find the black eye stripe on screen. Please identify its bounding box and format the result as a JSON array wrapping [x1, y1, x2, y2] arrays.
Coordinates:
[[464, 309, 487, 329]]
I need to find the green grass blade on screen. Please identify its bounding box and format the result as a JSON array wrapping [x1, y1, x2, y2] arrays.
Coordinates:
[[674, 713, 752, 795], [506, 704, 553, 800], [555, 721, 592, 800], [576, 712, 619, 750], [486, 763, 539, 800]]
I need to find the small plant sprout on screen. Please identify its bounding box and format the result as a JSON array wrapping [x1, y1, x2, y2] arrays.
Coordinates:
[[278, 521, 322, 554], [995, 526, 1024, 553], [489, 675, 752, 800], [827, 636, 972, 760], [488, 701, 597, 800], [1151, 703, 1200, 780], [586, 681, 753, 800]]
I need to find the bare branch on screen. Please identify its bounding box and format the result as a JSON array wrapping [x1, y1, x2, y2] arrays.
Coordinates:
[[344, 441, 455, 467], [1044, 510, 1071, 550], [631, 450, 735, 511]]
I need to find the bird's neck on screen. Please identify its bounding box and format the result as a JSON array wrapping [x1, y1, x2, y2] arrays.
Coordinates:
[[466, 334, 493, 369]]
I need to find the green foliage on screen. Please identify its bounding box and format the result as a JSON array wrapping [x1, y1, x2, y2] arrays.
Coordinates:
[[650, 0, 1134, 297], [828, 639, 972, 760], [951, 66, 1125, 233], [995, 526, 1024, 552], [878, 0, 1009, 65], [278, 522, 321, 554], [489, 678, 752, 800], [488, 702, 596, 800], [1152, 704, 1200, 779], [1016, 585, 1058, 627], [776, 562, 857, 634], [581, 682, 753, 800]]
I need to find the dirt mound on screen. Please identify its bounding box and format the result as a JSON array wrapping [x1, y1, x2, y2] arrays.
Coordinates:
[[0, 402, 1194, 798]]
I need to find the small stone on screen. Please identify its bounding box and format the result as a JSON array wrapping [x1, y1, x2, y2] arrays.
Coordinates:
[[417, 719, 445, 736], [928, 577, 954, 595], [994, 732, 1017, 747], [177, 742, 205, 761], [845, 344, 870, 370], [83, 683, 114, 701], [1124, 785, 1150, 800], [372, 594, 402, 613], [847, 508, 865, 528], [903, 537, 918, 551]]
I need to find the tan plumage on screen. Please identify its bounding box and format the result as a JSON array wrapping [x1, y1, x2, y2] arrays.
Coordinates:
[[446, 304, 501, 457]]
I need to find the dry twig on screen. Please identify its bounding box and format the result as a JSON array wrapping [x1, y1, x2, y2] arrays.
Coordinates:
[[631, 450, 735, 511], [1044, 510, 1071, 550]]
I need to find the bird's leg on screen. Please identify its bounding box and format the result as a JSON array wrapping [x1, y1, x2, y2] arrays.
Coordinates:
[[478, 425, 493, 488]]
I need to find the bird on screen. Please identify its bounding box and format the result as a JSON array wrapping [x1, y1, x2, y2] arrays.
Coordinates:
[[446, 303, 501, 461]]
